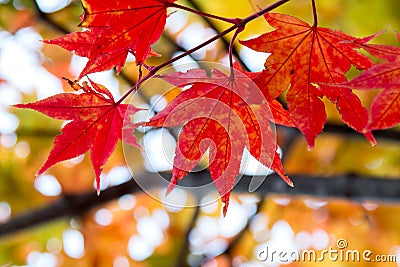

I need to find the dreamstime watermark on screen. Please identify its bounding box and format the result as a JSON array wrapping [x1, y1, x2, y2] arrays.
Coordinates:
[[258, 238, 397, 263]]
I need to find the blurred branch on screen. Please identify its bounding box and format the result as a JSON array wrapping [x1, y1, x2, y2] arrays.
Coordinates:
[[16, 127, 61, 137], [31, 0, 71, 34], [0, 175, 143, 237], [174, 204, 200, 267], [1, 171, 400, 237], [277, 124, 400, 148], [323, 124, 400, 142]]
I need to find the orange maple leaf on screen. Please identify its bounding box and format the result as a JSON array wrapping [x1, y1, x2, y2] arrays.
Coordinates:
[[138, 65, 292, 215], [45, 0, 175, 78], [241, 13, 377, 148], [339, 32, 400, 130], [14, 79, 140, 192]]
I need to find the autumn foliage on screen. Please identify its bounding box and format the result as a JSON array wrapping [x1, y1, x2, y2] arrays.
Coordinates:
[[14, 0, 400, 214]]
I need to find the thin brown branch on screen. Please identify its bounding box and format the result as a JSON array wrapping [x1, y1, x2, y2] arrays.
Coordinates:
[[117, 0, 292, 104], [170, 2, 239, 24], [311, 0, 318, 27], [185, 0, 250, 71]]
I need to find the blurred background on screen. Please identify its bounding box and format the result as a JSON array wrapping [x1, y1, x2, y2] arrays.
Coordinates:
[[0, 0, 400, 266]]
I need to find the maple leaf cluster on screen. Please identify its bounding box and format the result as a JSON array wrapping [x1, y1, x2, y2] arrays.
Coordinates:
[[141, 64, 293, 215], [45, 0, 176, 78], [341, 32, 400, 130], [14, 0, 400, 215], [15, 79, 141, 193]]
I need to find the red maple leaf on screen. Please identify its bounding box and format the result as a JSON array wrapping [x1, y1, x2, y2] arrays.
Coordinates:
[[240, 13, 377, 148], [45, 0, 175, 78], [339, 32, 400, 130], [138, 65, 292, 215], [14, 79, 140, 192]]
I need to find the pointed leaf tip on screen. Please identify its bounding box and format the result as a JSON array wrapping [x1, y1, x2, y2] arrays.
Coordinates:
[[96, 176, 101, 196], [364, 131, 377, 146], [223, 204, 228, 217], [284, 176, 294, 187], [165, 176, 178, 196], [307, 143, 314, 151], [222, 194, 230, 217]]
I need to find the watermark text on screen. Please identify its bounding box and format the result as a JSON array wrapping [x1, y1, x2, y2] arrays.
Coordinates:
[[258, 238, 397, 263]]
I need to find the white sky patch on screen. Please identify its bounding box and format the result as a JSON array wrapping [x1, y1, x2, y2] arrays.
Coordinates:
[[149, 94, 167, 113], [94, 208, 113, 226], [128, 103, 153, 133], [0, 202, 11, 223], [200, 194, 219, 214], [160, 187, 188, 212], [255, 220, 297, 265], [0, 111, 19, 134], [62, 229, 85, 259], [0, 83, 22, 107], [204, 238, 228, 258], [127, 235, 155, 261], [142, 128, 176, 172], [107, 166, 132, 187], [171, 51, 200, 72], [218, 200, 248, 238], [36, 0, 71, 13], [152, 208, 170, 230], [311, 229, 329, 250], [137, 216, 164, 247], [240, 146, 282, 176], [27, 251, 58, 267], [362, 202, 378, 211], [272, 196, 291, 206], [14, 140, 30, 158], [34, 175, 62, 197], [69, 54, 88, 77], [0, 28, 63, 99], [62, 154, 85, 168], [177, 23, 217, 59], [196, 216, 219, 242], [303, 199, 327, 209], [295, 231, 312, 250], [47, 238, 62, 254], [114, 256, 130, 267], [0, 133, 17, 148], [239, 45, 270, 72], [365, 157, 383, 170], [133, 206, 150, 220], [118, 194, 137, 211], [69, 54, 121, 99], [165, 10, 189, 34], [250, 213, 269, 234]]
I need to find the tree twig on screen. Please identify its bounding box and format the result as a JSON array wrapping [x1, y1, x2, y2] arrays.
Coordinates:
[[185, 0, 250, 71]]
